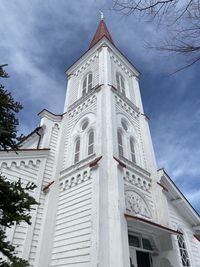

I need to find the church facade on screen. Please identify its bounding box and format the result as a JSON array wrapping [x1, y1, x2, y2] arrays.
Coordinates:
[[0, 19, 200, 267]]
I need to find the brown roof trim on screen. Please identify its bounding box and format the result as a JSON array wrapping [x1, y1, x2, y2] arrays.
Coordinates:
[[159, 168, 200, 218], [113, 156, 126, 168], [194, 234, 200, 242], [0, 148, 50, 152], [89, 156, 102, 168], [125, 214, 183, 235]]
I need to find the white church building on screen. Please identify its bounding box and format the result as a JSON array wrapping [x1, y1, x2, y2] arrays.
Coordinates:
[[1, 19, 200, 267]]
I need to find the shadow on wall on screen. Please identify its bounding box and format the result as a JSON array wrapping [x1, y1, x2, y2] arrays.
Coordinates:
[[160, 258, 174, 267]]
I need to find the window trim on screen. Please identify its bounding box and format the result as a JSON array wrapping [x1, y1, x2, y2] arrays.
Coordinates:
[[177, 233, 191, 267], [117, 129, 124, 157], [74, 137, 81, 164], [87, 129, 94, 156], [81, 118, 89, 131], [128, 233, 153, 252], [82, 72, 93, 96], [130, 137, 136, 163], [116, 72, 126, 96]]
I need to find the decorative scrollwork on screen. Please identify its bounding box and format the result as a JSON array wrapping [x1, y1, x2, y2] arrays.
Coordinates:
[[125, 190, 151, 219]]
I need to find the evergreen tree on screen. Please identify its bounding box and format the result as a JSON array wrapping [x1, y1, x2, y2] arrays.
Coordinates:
[[0, 64, 23, 151], [0, 65, 38, 266]]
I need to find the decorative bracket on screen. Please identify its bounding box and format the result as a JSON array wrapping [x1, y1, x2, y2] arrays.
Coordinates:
[[89, 156, 102, 168], [113, 156, 126, 168], [43, 181, 55, 193]]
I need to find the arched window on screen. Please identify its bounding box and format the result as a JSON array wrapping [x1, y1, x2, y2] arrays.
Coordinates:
[[82, 73, 93, 96], [177, 234, 190, 266], [74, 138, 80, 163], [117, 130, 123, 157], [88, 130, 94, 155], [116, 73, 125, 96], [130, 138, 136, 163]]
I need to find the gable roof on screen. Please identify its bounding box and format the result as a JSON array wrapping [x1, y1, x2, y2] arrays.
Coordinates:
[[158, 168, 200, 227]]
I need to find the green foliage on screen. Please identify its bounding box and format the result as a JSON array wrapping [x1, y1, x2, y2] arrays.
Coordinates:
[[0, 228, 29, 267], [0, 177, 38, 266], [0, 65, 38, 266], [0, 178, 38, 228], [0, 64, 23, 151]]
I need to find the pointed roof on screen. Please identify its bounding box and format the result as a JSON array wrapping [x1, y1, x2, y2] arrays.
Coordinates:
[[89, 19, 114, 49]]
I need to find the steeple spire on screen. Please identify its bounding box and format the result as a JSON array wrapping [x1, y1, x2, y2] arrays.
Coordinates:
[[89, 17, 114, 49]]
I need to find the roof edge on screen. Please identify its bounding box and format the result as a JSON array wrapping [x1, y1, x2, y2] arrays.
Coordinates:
[[66, 37, 140, 77], [158, 168, 200, 220]]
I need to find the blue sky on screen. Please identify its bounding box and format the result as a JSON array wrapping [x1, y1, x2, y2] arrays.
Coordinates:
[[1, 1, 200, 213]]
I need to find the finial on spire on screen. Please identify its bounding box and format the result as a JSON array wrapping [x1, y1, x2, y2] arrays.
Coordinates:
[[100, 11, 104, 20]]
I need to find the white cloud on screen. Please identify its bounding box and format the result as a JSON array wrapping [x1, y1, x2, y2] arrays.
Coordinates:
[[185, 189, 200, 207]]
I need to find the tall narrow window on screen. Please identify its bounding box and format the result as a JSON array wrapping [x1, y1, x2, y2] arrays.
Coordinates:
[[74, 138, 80, 163], [88, 130, 94, 155], [82, 78, 87, 96], [82, 73, 93, 96], [130, 138, 136, 163], [116, 73, 120, 90], [177, 234, 190, 267], [117, 130, 123, 157], [88, 73, 92, 91], [116, 73, 125, 96]]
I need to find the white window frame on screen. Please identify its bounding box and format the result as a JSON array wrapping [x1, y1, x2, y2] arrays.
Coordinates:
[[117, 129, 124, 157], [87, 129, 94, 156], [74, 137, 80, 164], [82, 72, 93, 96], [130, 137, 136, 163], [177, 233, 191, 267], [116, 72, 126, 96], [128, 233, 154, 252]]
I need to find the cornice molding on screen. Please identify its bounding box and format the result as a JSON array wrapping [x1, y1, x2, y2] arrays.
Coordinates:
[[67, 91, 98, 118], [112, 87, 140, 116], [67, 51, 99, 76], [0, 149, 50, 164], [60, 153, 96, 179], [38, 109, 62, 122], [66, 37, 140, 77], [120, 155, 151, 179]]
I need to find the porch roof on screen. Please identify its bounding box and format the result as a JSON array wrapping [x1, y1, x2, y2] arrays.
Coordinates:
[[125, 214, 182, 236]]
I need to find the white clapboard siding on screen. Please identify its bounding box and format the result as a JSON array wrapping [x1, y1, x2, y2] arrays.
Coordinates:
[[0, 161, 40, 258], [50, 174, 92, 267], [168, 201, 200, 267], [28, 124, 60, 266]]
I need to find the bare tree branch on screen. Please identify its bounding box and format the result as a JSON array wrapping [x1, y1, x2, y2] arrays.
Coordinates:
[[112, 0, 200, 72]]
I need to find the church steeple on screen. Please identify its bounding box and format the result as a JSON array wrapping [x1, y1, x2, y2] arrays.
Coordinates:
[[89, 18, 114, 49]]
